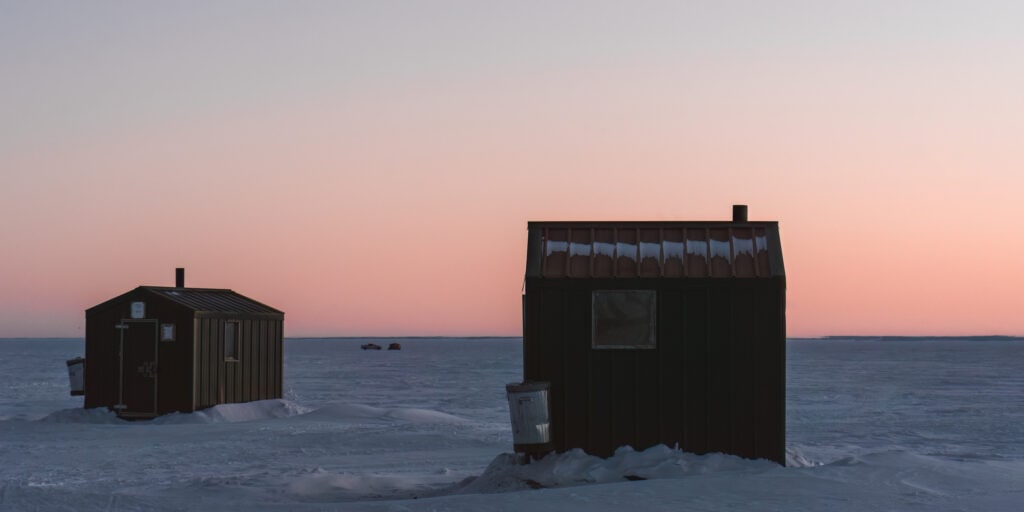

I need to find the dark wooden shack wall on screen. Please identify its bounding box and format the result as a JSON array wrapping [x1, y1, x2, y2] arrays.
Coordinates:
[[85, 290, 195, 414], [155, 306, 196, 414], [84, 304, 121, 410], [523, 277, 785, 464], [86, 288, 283, 416], [194, 317, 283, 409]]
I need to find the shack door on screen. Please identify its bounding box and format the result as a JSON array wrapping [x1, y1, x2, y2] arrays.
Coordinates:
[[119, 321, 158, 417]]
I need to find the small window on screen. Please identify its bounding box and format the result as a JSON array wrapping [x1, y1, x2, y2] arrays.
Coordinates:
[[225, 321, 239, 361], [592, 290, 656, 349], [161, 323, 176, 342], [130, 301, 146, 319]]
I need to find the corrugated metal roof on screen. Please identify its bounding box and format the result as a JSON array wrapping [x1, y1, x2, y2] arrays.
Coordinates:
[[144, 287, 283, 315], [527, 221, 784, 278]]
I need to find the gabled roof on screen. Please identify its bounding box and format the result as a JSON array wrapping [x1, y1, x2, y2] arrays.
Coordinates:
[[87, 286, 283, 317], [526, 221, 784, 279], [142, 287, 284, 315]]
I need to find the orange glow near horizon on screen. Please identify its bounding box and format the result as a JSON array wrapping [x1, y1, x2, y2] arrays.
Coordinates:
[[2, 2, 1023, 338]]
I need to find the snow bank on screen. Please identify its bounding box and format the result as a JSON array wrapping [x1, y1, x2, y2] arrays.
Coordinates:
[[37, 407, 124, 424], [31, 400, 470, 426], [454, 445, 780, 494], [281, 445, 785, 502], [785, 446, 824, 468], [298, 402, 472, 424], [33, 400, 312, 425], [151, 399, 312, 424], [286, 467, 462, 502]]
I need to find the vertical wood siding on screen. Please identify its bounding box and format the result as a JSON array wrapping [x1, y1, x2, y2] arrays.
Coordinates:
[[87, 289, 283, 418], [194, 317, 283, 409], [523, 278, 786, 464]]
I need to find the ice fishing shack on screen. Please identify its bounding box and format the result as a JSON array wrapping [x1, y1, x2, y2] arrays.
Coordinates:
[[518, 205, 786, 464], [83, 269, 284, 419]]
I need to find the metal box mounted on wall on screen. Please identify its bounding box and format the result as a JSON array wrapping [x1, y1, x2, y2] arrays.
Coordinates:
[[83, 269, 284, 419], [520, 206, 787, 464], [506, 381, 553, 459]]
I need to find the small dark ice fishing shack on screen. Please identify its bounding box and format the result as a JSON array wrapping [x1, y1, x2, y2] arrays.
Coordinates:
[[84, 269, 284, 419], [521, 205, 786, 464]]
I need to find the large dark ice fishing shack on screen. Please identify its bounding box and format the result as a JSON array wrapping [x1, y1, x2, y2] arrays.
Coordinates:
[[520, 205, 787, 464], [84, 269, 284, 419]]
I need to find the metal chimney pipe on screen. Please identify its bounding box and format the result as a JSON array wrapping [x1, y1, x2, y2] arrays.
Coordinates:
[[732, 204, 748, 223], [175, 268, 185, 288]]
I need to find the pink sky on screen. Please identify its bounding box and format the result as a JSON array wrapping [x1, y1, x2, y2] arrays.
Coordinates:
[[2, 2, 1022, 338]]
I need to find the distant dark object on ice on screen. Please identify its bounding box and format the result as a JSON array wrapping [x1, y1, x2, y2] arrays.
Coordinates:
[[387, 343, 402, 350], [361, 343, 383, 350]]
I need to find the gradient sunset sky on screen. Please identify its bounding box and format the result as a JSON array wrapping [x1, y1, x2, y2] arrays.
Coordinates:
[[2, 1, 1022, 338]]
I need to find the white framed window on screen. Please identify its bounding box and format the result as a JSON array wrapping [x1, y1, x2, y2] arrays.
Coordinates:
[[225, 321, 239, 361], [130, 301, 146, 319], [161, 323, 175, 342], [591, 290, 657, 349]]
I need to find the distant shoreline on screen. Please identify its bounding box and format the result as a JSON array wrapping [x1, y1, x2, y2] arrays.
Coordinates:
[[790, 335, 1022, 341]]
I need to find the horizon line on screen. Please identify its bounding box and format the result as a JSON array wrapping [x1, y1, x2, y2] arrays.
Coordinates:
[[3, 334, 1022, 341]]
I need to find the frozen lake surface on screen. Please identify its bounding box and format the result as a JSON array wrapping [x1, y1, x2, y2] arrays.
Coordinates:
[[1, 337, 1022, 511]]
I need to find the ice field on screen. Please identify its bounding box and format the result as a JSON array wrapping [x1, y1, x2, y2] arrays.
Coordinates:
[[1, 337, 1022, 511]]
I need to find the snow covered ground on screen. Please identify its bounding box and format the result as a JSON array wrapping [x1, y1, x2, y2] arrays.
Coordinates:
[[1, 337, 1022, 511]]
